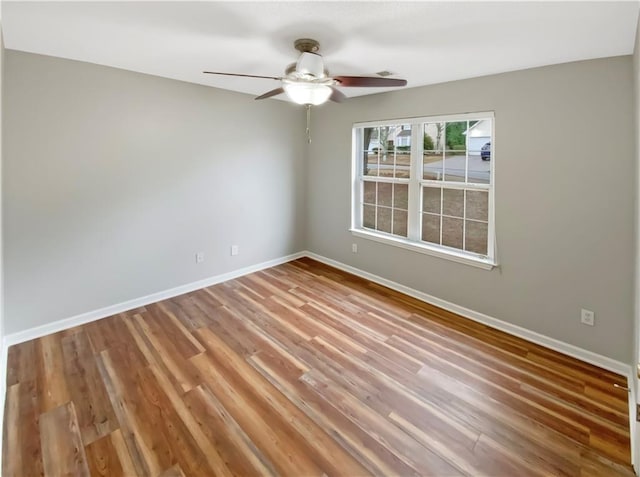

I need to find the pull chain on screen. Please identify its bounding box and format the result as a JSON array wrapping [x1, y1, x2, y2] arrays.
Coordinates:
[[306, 104, 312, 144]]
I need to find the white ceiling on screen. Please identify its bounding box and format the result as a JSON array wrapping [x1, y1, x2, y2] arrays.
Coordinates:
[[2, 1, 639, 101]]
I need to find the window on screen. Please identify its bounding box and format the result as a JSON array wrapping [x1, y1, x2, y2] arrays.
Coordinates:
[[351, 112, 496, 269]]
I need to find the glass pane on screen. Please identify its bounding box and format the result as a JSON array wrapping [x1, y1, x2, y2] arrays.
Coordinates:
[[442, 217, 463, 249], [393, 210, 408, 237], [443, 150, 466, 182], [423, 122, 444, 180], [465, 220, 488, 255], [363, 181, 376, 205], [394, 184, 408, 210], [467, 119, 492, 184], [392, 124, 411, 179], [423, 123, 440, 154], [377, 207, 392, 234], [364, 158, 379, 177], [422, 213, 440, 244], [442, 189, 464, 218], [443, 121, 467, 182], [378, 182, 392, 207], [467, 150, 490, 184], [363, 204, 375, 229], [466, 190, 488, 221], [363, 126, 380, 177], [422, 187, 441, 214]]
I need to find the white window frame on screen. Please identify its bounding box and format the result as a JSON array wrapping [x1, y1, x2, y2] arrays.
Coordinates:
[[350, 112, 497, 270]]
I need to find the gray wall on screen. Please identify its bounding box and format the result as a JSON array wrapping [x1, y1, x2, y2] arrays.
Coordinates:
[[307, 57, 635, 362], [3, 51, 306, 334], [3, 50, 636, 363]]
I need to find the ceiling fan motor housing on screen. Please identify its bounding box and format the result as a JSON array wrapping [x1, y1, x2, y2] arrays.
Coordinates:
[[293, 38, 320, 53]]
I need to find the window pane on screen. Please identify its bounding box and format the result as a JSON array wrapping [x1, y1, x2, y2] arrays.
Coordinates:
[[364, 156, 379, 177], [363, 204, 375, 229], [442, 217, 463, 249], [465, 220, 488, 255], [466, 190, 488, 221], [422, 213, 440, 244], [467, 119, 492, 184], [393, 210, 408, 237], [363, 126, 380, 177], [378, 182, 392, 207], [363, 181, 376, 205], [442, 189, 464, 218], [377, 207, 392, 234], [394, 183, 408, 210], [423, 122, 444, 180], [443, 150, 466, 182], [422, 187, 441, 214], [468, 149, 491, 184], [423, 156, 443, 181], [423, 123, 440, 154], [392, 124, 411, 179], [443, 121, 467, 182]]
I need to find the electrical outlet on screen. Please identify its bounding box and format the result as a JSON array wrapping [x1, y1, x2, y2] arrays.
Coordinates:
[[195, 252, 205, 264], [580, 308, 595, 326], [352, 243, 358, 253], [231, 245, 239, 256]]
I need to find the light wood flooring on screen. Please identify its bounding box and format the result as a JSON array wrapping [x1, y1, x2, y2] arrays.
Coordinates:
[[2, 257, 636, 476]]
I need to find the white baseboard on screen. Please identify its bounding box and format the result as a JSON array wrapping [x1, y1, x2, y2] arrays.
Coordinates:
[[4, 249, 630, 376], [305, 251, 631, 376], [3, 251, 305, 348], [627, 369, 638, 471]]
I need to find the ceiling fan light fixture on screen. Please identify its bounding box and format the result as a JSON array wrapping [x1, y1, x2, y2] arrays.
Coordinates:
[[283, 82, 332, 105]]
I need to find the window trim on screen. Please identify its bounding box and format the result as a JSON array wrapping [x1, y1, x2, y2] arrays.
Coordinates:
[[351, 111, 497, 270]]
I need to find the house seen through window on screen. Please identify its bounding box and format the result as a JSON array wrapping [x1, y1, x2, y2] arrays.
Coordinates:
[[352, 112, 495, 269]]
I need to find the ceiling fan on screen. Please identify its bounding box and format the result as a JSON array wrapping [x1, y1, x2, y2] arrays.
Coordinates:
[[203, 38, 407, 106]]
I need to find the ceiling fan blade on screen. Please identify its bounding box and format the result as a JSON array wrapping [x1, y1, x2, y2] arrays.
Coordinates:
[[334, 76, 407, 87], [203, 71, 280, 80], [329, 87, 347, 103], [255, 87, 285, 100]]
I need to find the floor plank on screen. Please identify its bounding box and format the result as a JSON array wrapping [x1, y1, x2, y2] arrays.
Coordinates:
[[2, 257, 635, 476], [61, 331, 119, 445], [39, 402, 91, 477]]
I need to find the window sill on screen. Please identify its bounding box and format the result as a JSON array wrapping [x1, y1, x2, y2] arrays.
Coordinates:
[[349, 229, 497, 270]]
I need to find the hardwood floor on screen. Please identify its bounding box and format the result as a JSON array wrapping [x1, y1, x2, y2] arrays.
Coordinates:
[[2, 257, 635, 476]]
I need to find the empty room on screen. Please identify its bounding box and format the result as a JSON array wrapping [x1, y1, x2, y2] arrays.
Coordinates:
[[1, 1, 640, 476]]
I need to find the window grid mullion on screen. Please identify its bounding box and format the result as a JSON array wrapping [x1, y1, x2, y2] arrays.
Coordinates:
[[465, 120, 469, 183], [420, 180, 489, 191], [439, 187, 444, 246], [462, 189, 467, 252], [391, 184, 395, 235], [442, 122, 446, 182], [374, 183, 378, 231], [407, 123, 422, 242]]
